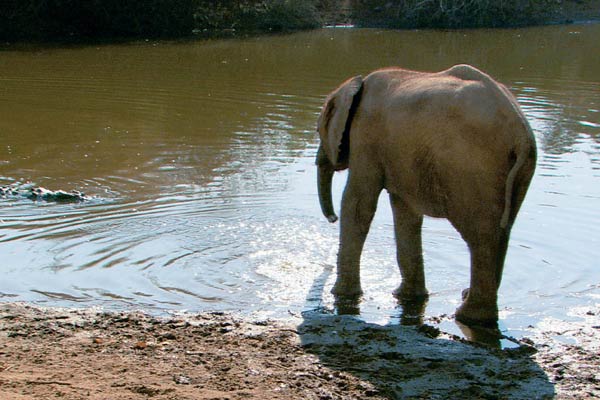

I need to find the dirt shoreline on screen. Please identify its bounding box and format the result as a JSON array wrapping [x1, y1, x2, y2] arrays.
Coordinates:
[[1, 302, 598, 399]]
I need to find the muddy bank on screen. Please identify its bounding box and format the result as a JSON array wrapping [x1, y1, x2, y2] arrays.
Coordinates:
[[0, 302, 598, 399]]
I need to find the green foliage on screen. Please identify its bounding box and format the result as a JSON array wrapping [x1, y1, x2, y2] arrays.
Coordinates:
[[0, 0, 321, 42], [0, 0, 196, 41], [315, 0, 351, 25], [255, 0, 321, 32], [0, 0, 567, 42], [194, 0, 321, 33], [350, 0, 561, 28]]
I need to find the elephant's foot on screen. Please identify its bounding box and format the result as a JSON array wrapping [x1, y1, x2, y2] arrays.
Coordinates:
[[455, 299, 498, 328], [455, 321, 502, 347], [393, 283, 429, 301], [331, 276, 363, 299]]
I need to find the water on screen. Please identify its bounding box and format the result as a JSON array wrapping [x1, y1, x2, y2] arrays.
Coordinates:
[[1, 25, 599, 339]]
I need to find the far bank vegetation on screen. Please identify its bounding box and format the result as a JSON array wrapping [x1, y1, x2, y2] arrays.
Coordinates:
[[349, 0, 564, 28], [0, 0, 575, 42]]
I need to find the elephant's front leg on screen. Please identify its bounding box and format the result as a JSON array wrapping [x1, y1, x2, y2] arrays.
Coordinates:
[[389, 194, 428, 299], [332, 173, 382, 298]]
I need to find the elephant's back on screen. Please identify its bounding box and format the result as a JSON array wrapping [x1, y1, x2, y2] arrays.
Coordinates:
[[367, 68, 523, 151], [358, 66, 535, 221], [365, 69, 521, 211], [359, 66, 532, 165]]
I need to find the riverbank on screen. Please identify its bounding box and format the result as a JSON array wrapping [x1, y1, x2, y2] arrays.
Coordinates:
[[554, 0, 600, 23], [1, 302, 598, 399], [2, 0, 598, 44], [348, 0, 600, 29], [0, 1, 322, 43]]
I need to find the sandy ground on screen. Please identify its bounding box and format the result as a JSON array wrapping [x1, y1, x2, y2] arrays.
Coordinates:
[[1, 302, 598, 399]]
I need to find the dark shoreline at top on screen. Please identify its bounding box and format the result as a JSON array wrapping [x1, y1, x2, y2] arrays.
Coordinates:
[[2, 0, 598, 48]]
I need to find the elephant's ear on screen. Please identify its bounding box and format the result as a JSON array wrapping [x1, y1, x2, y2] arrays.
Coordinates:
[[318, 75, 363, 168]]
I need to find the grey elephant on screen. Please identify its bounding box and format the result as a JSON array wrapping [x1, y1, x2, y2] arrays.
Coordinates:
[[316, 64, 537, 327]]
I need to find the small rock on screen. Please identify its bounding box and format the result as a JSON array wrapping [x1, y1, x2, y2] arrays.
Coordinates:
[[417, 324, 440, 338], [7, 331, 28, 338], [173, 375, 191, 385], [133, 341, 147, 350], [130, 385, 160, 396], [520, 337, 535, 346]]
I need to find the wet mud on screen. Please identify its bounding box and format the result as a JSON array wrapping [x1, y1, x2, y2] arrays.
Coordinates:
[[1, 302, 598, 399]]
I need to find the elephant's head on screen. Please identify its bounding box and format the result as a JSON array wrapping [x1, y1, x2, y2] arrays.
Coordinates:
[[316, 75, 364, 223]]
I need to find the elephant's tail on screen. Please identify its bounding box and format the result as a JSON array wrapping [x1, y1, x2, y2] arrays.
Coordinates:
[[501, 143, 526, 229], [500, 105, 536, 229]]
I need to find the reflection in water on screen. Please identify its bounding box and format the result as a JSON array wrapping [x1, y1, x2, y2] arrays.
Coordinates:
[[1, 25, 599, 341], [515, 79, 600, 155]]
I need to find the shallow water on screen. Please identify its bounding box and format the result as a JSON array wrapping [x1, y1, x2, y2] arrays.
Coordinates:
[[1, 25, 599, 339]]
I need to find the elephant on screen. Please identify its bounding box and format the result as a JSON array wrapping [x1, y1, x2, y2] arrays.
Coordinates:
[[316, 64, 537, 327]]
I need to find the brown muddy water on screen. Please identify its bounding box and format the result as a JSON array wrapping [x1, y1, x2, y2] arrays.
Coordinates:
[[1, 25, 599, 341]]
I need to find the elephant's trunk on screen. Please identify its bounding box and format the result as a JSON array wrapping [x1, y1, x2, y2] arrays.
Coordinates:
[[317, 146, 338, 223]]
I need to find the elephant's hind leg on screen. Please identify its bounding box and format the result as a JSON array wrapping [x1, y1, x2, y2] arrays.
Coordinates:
[[389, 194, 428, 300], [332, 172, 383, 299], [456, 226, 511, 327]]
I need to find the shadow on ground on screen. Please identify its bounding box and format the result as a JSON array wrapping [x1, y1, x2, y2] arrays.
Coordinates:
[[298, 266, 555, 399]]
